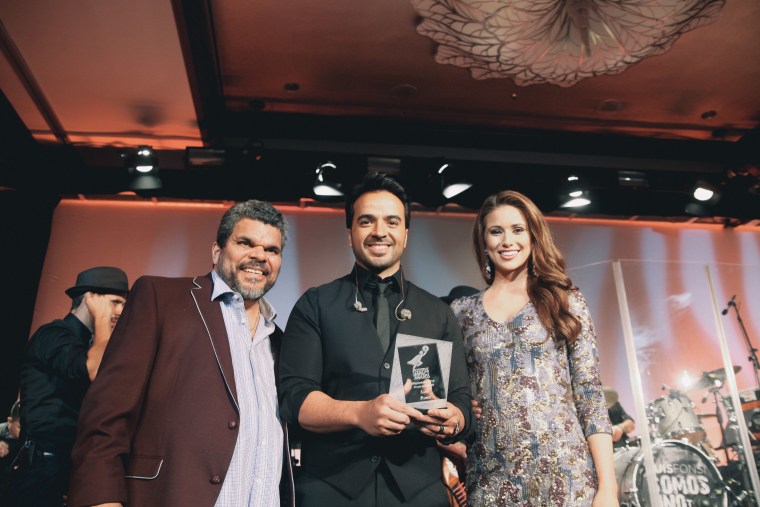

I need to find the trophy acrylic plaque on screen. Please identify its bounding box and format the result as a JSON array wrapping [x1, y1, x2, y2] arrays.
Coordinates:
[[389, 333, 452, 410]]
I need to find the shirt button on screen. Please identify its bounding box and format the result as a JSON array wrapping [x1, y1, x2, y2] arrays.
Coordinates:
[[228, 420, 238, 429], [383, 363, 391, 370], [210, 475, 221, 484], [371, 456, 379, 463]]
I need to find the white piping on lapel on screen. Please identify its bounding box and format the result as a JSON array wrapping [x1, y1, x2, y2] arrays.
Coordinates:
[[190, 276, 239, 413], [124, 458, 164, 480]]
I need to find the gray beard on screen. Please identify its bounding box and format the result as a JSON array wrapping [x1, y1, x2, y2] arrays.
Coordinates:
[[216, 267, 269, 301], [231, 279, 266, 301]]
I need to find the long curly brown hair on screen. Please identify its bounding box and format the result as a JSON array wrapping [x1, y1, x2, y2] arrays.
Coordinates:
[[472, 190, 580, 344]]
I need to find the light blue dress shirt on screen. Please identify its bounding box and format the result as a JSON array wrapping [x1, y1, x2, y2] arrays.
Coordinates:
[[212, 271, 282, 507]]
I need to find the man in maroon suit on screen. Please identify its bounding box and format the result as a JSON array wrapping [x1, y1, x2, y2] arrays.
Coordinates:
[[68, 200, 294, 507]]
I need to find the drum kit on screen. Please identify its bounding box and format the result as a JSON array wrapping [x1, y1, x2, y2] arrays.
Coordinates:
[[614, 366, 760, 507]]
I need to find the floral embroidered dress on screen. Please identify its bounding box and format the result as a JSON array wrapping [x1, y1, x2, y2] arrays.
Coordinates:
[[451, 289, 611, 506]]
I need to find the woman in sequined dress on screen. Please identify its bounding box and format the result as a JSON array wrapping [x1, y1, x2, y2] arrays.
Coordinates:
[[450, 191, 618, 506]]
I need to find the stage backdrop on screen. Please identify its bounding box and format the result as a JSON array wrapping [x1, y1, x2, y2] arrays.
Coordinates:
[[30, 198, 760, 448]]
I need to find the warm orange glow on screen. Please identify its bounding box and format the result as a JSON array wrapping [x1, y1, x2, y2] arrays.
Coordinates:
[[58, 198, 760, 231]]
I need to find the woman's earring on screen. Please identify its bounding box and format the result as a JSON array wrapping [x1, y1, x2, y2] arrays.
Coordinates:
[[531, 257, 538, 277], [484, 251, 493, 279]]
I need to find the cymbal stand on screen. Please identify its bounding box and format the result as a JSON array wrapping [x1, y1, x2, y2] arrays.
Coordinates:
[[712, 383, 731, 463]]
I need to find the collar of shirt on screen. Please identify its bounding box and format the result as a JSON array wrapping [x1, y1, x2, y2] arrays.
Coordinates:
[[354, 264, 403, 293], [65, 313, 95, 346], [210, 270, 277, 323]]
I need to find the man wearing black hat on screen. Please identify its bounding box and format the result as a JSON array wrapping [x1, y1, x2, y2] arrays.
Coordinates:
[[16, 267, 128, 507]]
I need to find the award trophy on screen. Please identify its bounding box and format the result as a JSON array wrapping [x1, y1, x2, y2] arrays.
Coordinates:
[[389, 333, 452, 410]]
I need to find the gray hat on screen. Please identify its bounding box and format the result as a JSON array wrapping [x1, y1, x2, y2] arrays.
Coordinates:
[[65, 267, 129, 298], [440, 285, 479, 304]]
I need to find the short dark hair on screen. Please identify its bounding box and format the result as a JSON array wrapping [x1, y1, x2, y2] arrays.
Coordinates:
[[216, 200, 288, 248], [345, 172, 410, 228]]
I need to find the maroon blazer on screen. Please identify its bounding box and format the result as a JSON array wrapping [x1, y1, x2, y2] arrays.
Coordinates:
[[68, 273, 294, 507]]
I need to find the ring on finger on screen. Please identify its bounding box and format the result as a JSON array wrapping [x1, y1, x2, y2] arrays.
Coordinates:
[[438, 424, 445, 434]]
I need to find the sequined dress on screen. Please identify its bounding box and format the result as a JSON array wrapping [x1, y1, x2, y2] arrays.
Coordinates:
[[451, 289, 611, 506]]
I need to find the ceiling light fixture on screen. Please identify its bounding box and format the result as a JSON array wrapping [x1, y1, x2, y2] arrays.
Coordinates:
[[618, 170, 648, 188], [692, 181, 718, 202], [439, 162, 472, 199], [133, 146, 157, 173], [125, 146, 161, 191], [559, 175, 591, 208], [685, 179, 721, 216], [313, 161, 344, 197], [410, 0, 723, 87]]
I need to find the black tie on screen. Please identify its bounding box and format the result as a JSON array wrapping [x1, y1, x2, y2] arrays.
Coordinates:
[[371, 280, 391, 352]]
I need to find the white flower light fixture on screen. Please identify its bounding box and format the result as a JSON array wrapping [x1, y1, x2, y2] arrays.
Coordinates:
[[409, 0, 725, 87]]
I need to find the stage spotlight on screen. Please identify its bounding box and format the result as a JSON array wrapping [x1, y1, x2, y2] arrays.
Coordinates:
[[133, 146, 157, 173], [439, 163, 471, 199], [313, 161, 344, 197], [692, 180, 719, 202], [559, 175, 591, 208], [685, 180, 722, 216], [125, 146, 161, 190], [618, 170, 648, 188]]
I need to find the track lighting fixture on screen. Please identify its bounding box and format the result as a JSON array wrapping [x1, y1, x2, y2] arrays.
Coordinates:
[[685, 179, 721, 216], [439, 162, 472, 199], [692, 180, 719, 202], [125, 146, 161, 191], [313, 161, 344, 197], [559, 175, 591, 208]]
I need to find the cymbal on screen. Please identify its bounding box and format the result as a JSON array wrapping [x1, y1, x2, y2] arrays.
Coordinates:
[[602, 386, 618, 409], [685, 366, 742, 392], [704, 365, 742, 380]]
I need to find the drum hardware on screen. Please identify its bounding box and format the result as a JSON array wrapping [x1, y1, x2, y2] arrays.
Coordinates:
[[647, 389, 706, 445], [713, 388, 760, 506], [709, 383, 733, 463], [718, 458, 757, 507], [724, 294, 760, 447], [615, 439, 728, 506], [683, 366, 743, 393]]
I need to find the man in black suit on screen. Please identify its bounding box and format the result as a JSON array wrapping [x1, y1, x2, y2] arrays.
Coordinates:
[[279, 172, 474, 506]]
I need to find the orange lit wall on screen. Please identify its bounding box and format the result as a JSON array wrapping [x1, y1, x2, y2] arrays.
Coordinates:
[[32, 198, 760, 457]]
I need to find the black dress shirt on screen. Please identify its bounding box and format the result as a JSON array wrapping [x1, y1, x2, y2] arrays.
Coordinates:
[[356, 267, 403, 342], [608, 401, 634, 449], [19, 313, 91, 457]]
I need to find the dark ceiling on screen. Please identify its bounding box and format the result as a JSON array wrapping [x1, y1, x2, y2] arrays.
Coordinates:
[[1, 0, 758, 223]]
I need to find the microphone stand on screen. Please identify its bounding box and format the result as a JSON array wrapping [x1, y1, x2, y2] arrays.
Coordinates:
[[725, 300, 760, 401]]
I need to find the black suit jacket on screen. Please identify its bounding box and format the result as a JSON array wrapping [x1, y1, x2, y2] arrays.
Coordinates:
[[279, 269, 474, 501]]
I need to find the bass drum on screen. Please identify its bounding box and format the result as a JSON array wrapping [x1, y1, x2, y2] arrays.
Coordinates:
[[614, 440, 727, 507]]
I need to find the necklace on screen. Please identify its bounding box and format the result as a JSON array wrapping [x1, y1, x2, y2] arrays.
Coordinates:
[[248, 308, 261, 336]]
